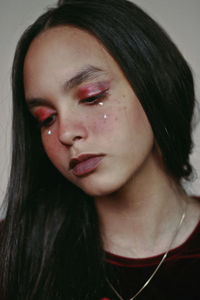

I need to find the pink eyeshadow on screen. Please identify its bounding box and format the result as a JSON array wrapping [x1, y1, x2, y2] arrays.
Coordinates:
[[35, 108, 53, 122], [77, 81, 110, 99]]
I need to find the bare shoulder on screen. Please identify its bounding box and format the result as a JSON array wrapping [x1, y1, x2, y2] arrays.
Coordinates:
[[184, 195, 200, 231], [189, 195, 200, 215], [175, 195, 200, 247]]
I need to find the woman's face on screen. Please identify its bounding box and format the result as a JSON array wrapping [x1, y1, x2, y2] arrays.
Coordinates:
[[24, 26, 155, 196]]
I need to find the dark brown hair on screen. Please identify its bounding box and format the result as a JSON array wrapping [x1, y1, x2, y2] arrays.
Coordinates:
[[0, 0, 195, 299]]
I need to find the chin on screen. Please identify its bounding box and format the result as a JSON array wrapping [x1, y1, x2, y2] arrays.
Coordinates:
[[77, 176, 125, 197]]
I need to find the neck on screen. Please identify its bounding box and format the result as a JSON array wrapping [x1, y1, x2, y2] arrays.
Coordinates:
[[94, 153, 189, 258]]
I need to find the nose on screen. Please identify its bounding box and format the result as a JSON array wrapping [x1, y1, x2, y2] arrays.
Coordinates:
[[58, 116, 88, 146]]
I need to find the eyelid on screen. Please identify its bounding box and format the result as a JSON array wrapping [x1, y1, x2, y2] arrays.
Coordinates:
[[31, 107, 56, 128], [38, 114, 56, 128], [80, 89, 109, 104], [77, 81, 110, 98]]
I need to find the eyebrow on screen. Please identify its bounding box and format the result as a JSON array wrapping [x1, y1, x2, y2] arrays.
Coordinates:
[[26, 65, 106, 109], [64, 65, 106, 91]]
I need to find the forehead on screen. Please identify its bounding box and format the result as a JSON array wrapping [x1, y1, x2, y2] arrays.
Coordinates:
[[24, 26, 119, 81]]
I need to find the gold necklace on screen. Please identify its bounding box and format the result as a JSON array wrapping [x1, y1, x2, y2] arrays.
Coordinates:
[[106, 201, 187, 300]]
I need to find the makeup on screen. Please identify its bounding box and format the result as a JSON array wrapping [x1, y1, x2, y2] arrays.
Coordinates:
[[70, 154, 104, 176], [77, 81, 110, 99], [35, 107, 54, 123]]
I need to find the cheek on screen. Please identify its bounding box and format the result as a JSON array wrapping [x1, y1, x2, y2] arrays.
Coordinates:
[[87, 100, 124, 136], [121, 95, 152, 134], [41, 133, 64, 165], [88, 111, 119, 138]]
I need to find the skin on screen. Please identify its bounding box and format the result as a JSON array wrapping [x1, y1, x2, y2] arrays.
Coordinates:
[[24, 26, 155, 197], [24, 26, 200, 258]]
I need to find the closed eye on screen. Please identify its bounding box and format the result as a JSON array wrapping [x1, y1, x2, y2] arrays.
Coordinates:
[[38, 114, 56, 128], [80, 90, 108, 104]]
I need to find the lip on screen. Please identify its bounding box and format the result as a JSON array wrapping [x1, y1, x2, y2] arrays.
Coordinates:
[[70, 154, 105, 176]]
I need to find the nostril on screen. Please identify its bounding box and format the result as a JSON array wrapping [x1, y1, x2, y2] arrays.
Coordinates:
[[73, 135, 82, 141], [59, 129, 87, 146], [58, 120, 88, 145]]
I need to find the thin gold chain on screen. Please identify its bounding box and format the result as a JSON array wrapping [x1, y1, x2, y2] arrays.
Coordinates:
[[106, 201, 187, 300]]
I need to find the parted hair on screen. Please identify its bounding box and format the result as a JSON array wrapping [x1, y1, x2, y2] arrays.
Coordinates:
[[0, 0, 195, 299]]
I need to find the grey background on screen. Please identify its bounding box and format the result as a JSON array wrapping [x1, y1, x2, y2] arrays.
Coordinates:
[[0, 0, 200, 206]]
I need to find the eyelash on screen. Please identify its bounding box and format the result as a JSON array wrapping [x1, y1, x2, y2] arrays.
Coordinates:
[[37, 90, 109, 128], [80, 89, 108, 104], [37, 114, 56, 129]]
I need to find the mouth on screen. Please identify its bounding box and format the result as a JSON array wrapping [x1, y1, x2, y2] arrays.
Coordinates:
[[70, 154, 105, 177]]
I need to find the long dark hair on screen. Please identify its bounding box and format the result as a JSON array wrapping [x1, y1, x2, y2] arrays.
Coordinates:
[[0, 0, 196, 299]]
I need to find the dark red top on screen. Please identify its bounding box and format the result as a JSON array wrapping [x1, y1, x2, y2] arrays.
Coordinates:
[[101, 213, 200, 299]]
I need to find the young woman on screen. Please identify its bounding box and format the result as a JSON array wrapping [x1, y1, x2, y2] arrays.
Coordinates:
[[0, 0, 200, 299]]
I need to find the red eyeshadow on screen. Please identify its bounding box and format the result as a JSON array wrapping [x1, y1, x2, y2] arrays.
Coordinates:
[[77, 81, 110, 99], [35, 108, 53, 122]]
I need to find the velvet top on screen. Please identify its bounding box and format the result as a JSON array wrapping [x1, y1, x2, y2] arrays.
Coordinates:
[[100, 215, 200, 299]]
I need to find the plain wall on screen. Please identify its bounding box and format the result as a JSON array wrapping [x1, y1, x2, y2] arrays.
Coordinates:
[[0, 0, 199, 207]]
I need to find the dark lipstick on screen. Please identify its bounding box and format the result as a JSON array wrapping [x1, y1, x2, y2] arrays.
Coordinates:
[[70, 154, 104, 176]]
